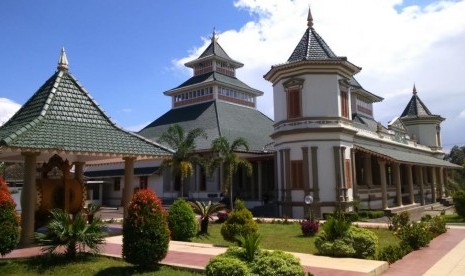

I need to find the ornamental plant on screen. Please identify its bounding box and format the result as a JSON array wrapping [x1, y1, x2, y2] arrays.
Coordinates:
[[301, 220, 319, 236], [123, 189, 170, 267], [395, 221, 432, 250], [0, 176, 20, 256], [221, 199, 258, 243], [453, 189, 465, 218], [168, 198, 197, 241]]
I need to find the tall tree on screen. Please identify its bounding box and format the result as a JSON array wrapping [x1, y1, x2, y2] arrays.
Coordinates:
[[158, 124, 207, 197], [209, 136, 252, 209]]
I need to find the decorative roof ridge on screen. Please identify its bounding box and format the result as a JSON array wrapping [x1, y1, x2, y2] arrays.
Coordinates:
[[1, 71, 64, 145], [213, 100, 223, 137]]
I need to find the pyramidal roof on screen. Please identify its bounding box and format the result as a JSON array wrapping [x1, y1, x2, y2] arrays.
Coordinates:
[[287, 8, 345, 63], [0, 49, 172, 157], [400, 85, 444, 121], [186, 29, 243, 68]]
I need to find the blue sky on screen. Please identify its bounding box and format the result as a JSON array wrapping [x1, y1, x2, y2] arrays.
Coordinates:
[[1, 0, 465, 150]]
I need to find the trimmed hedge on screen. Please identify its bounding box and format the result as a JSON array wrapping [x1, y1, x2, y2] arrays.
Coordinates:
[[123, 189, 170, 267], [0, 177, 20, 256], [221, 200, 258, 243], [168, 198, 197, 241]]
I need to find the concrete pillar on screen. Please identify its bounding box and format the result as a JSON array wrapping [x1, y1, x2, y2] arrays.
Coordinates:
[[123, 157, 136, 218], [393, 162, 402, 206], [431, 167, 437, 202], [351, 149, 358, 201], [378, 160, 388, 209], [258, 161, 263, 201], [363, 153, 373, 187], [438, 167, 444, 199], [20, 152, 38, 246], [416, 166, 425, 205], [406, 164, 415, 204], [444, 169, 450, 197]]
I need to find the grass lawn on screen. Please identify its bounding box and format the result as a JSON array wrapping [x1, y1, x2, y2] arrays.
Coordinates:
[[0, 255, 201, 276], [192, 222, 399, 255], [443, 214, 465, 223]]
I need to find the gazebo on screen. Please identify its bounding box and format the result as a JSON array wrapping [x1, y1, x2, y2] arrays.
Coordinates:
[[0, 49, 172, 246]]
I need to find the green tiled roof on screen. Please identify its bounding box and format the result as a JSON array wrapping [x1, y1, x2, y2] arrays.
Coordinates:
[[355, 143, 461, 168], [0, 70, 172, 157], [138, 100, 274, 152], [165, 72, 262, 95]]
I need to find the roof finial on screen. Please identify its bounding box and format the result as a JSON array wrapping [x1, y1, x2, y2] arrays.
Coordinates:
[[57, 47, 69, 71], [211, 27, 218, 42], [307, 5, 314, 28], [413, 83, 417, 95]]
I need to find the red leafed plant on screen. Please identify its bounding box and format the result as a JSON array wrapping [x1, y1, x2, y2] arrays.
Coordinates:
[[122, 189, 170, 267], [0, 176, 20, 256], [301, 220, 319, 237]]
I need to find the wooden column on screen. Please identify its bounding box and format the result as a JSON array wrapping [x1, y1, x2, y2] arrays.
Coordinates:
[[406, 164, 415, 204], [123, 157, 136, 218], [284, 149, 292, 217], [393, 162, 402, 206], [431, 167, 437, 202], [363, 153, 373, 187], [20, 152, 38, 246], [438, 167, 444, 199], [351, 149, 359, 201], [378, 160, 388, 209], [311, 147, 321, 218], [333, 147, 342, 203], [417, 166, 425, 205]]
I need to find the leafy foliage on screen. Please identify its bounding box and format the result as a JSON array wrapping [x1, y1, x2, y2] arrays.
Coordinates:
[[300, 220, 319, 236], [395, 221, 431, 250], [377, 244, 411, 264], [221, 200, 258, 243], [390, 211, 410, 231], [189, 201, 226, 234], [168, 198, 197, 241], [250, 250, 305, 276], [453, 189, 465, 218], [205, 255, 251, 276], [315, 217, 378, 259], [0, 176, 20, 256], [122, 189, 169, 267], [426, 215, 447, 237], [237, 232, 261, 262], [35, 209, 105, 259], [209, 136, 252, 209], [158, 124, 207, 196], [83, 203, 101, 224]]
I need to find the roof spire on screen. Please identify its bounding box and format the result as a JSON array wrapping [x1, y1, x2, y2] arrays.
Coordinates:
[[307, 5, 314, 28], [211, 27, 218, 43], [57, 47, 69, 71], [413, 83, 417, 95]]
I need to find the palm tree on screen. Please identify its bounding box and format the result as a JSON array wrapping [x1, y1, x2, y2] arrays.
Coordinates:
[[209, 137, 252, 209], [35, 209, 106, 259], [189, 201, 226, 234], [158, 124, 207, 197]]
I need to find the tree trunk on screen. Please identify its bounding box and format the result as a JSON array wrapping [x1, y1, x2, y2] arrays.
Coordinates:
[[200, 218, 209, 234], [229, 177, 234, 209]]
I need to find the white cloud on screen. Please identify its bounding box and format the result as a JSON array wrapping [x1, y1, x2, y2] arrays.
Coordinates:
[[125, 121, 151, 132], [173, 0, 465, 148], [0, 98, 21, 126], [459, 110, 465, 119], [122, 108, 132, 113]]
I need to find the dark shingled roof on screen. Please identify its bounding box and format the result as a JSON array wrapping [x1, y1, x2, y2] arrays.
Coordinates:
[[84, 166, 160, 178], [401, 93, 436, 118], [166, 72, 262, 95], [199, 40, 234, 62], [288, 27, 344, 63], [0, 70, 172, 157], [138, 100, 274, 152]]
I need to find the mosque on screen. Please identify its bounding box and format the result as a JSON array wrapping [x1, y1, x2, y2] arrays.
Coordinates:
[[0, 8, 459, 245]]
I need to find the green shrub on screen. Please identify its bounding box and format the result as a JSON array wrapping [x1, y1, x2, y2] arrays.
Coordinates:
[[168, 198, 197, 241], [343, 212, 359, 222], [348, 227, 379, 259], [377, 244, 411, 264], [315, 225, 378, 259], [237, 232, 261, 262], [206, 255, 251, 276], [250, 250, 305, 276], [358, 210, 385, 219], [427, 215, 447, 237], [396, 221, 431, 250], [123, 189, 170, 267], [453, 189, 465, 218], [321, 216, 351, 241], [221, 200, 258, 243], [35, 209, 106, 259], [391, 211, 410, 230], [0, 177, 20, 256], [421, 214, 432, 222]]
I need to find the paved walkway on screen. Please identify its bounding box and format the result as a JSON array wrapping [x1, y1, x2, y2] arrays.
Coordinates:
[[2, 225, 465, 275]]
